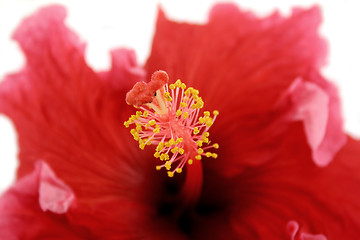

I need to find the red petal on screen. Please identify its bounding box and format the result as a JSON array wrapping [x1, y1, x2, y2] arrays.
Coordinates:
[[0, 161, 84, 239], [146, 4, 344, 169], [279, 78, 346, 166], [98, 48, 146, 91], [38, 161, 75, 214], [0, 5, 174, 237], [286, 221, 327, 240], [219, 125, 360, 239], [0, 4, 152, 202]]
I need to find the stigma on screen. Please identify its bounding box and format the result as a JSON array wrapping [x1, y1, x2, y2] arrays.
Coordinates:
[[124, 70, 219, 177]]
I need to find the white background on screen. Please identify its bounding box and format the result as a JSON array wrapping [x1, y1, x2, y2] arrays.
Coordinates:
[[0, 0, 359, 192]]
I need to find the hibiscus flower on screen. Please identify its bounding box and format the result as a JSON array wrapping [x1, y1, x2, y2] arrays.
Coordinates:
[[0, 3, 360, 240]]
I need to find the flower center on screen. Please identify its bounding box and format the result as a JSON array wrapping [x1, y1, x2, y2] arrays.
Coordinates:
[[124, 70, 219, 177]]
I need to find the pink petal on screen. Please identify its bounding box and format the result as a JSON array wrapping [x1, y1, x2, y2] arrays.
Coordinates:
[[287, 221, 327, 240], [280, 78, 346, 166], [287, 79, 329, 151], [98, 48, 146, 91], [38, 162, 75, 214], [0, 161, 82, 239]]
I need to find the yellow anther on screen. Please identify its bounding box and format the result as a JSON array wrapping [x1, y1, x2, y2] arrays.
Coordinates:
[[143, 111, 149, 117], [194, 96, 201, 102], [156, 166, 162, 171], [204, 111, 210, 117], [176, 138, 183, 144], [132, 133, 139, 140], [202, 137, 209, 143], [156, 142, 164, 152], [213, 110, 219, 116], [139, 143, 145, 150], [193, 127, 200, 135], [212, 153, 218, 159], [153, 127, 160, 133], [169, 138, 175, 145], [136, 125, 142, 132], [180, 102, 187, 108], [213, 143, 219, 149], [167, 171, 174, 177], [199, 117, 205, 124], [154, 152, 160, 158], [198, 102, 204, 109], [191, 89, 199, 96], [149, 119, 156, 126], [205, 152, 212, 158], [165, 142, 171, 148], [198, 148, 204, 154], [176, 109, 182, 117], [203, 132, 210, 137], [165, 161, 171, 170], [136, 111, 142, 116], [183, 112, 189, 119], [171, 147, 179, 154], [188, 159, 193, 165], [196, 140, 203, 147], [195, 155, 202, 160], [130, 129, 137, 135], [169, 84, 176, 90], [163, 92, 172, 101], [180, 83, 186, 89], [176, 168, 183, 173], [175, 79, 182, 87], [178, 148, 184, 155], [124, 121, 130, 128], [205, 118, 213, 128], [160, 153, 169, 161]]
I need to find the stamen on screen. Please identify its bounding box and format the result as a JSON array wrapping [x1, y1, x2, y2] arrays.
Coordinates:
[[125, 70, 219, 177]]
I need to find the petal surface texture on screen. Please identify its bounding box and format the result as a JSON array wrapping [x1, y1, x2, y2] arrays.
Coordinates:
[[146, 4, 346, 170], [0, 161, 83, 239], [0, 5, 153, 238], [0, 3, 358, 240]]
